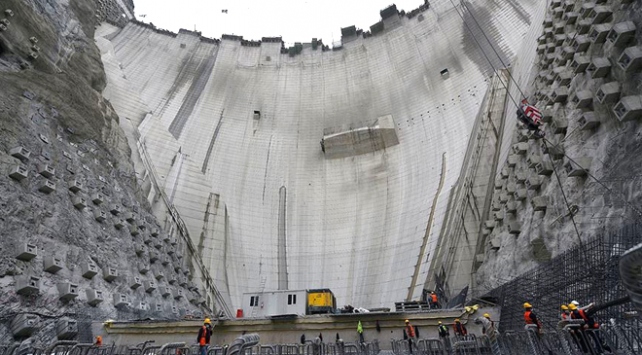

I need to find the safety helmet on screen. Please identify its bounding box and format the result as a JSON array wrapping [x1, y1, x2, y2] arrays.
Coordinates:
[[431, 291, 436, 294], [455, 319, 460, 323], [571, 300, 579, 306], [204, 318, 212, 324], [483, 313, 491, 318], [568, 303, 577, 311], [438, 321, 442, 324], [523, 302, 532, 309], [561, 305, 568, 310], [405, 319, 409, 323]]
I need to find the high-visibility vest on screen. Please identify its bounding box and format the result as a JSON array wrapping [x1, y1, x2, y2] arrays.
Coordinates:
[[454, 323, 467, 335], [405, 325, 415, 338], [576, 309, 599, 329], [431, 294, 438, 303], [199, 326, 208, 346], [561, 312, 569, 320], [524, 311, 534, 324]]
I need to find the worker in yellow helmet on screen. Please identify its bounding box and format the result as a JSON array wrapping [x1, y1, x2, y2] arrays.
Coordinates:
[[523, 302, 542, 333], [474, 313, 498, 336], [560, 305, 570, 320], [438, 320, 451, 352], [453, 318, 467, 336], [404, 319, 417, 354], [198, 318, 213, 355]]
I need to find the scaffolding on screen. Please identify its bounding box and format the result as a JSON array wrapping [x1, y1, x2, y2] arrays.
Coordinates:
[[477, 224, 642, 333]]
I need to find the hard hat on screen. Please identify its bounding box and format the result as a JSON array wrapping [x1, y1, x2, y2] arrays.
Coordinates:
[[405, 319, 409, 323], [523, 302, 532, 309], [431, 291, 436, 294], [438, 321, 442, 324], [483, 313, 491, 318], [455, 318, 460, 323], [571, 300, 579, 306], [561, 305, 568, 310], [568, 303, 577, 311], [204, 318, 212, 324]]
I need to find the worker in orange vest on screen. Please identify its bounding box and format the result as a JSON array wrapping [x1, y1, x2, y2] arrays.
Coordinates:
[[197, 318, 213, 355], [453, 319, 467, 336], [404, 319, 417, 354], [560, 305, 570, 320], [429, 292, 440, 309], [95, 335, 103, 346], [569, 303, 609, 353], [523, 302, 542, 333]]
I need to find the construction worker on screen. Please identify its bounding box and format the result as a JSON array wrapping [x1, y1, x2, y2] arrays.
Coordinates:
[[197, 318, 213, 355], [477, 313, 498, 336], [523, 302, 542, 333], [568, 303, 598, 330], [438, 321, 451, 352], [569, 303, 606, 353], [516, 99, 544, 137], [438, 321, 449, 338], [95, 335, 102, 346], [404, 319, 417, 354], [453, 319, 467, 336], [571, 300, 595, 312], [560, 305, 570, 320], [357, 320, 365, 344], [429, 292, 440, 309]]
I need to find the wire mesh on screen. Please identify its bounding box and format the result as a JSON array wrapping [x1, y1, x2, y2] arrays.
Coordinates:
[[476, 224, 642, 333]]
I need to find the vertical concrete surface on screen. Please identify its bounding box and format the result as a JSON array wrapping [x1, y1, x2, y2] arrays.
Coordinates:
[[96, 0, 542, 310]]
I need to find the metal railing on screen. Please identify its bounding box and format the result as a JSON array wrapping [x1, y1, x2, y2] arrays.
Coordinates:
[[388, 318, 642, 355]]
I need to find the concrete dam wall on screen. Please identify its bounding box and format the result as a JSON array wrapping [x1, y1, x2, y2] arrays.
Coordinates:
[[95, 0, 540, 311]]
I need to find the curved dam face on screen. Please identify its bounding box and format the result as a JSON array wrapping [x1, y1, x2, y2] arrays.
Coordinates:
[[96, 0, 541, 310]]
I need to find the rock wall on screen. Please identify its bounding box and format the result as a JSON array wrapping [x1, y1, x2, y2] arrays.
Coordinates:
[[475, 0, 642, 293], [0, 0, 205, 345]]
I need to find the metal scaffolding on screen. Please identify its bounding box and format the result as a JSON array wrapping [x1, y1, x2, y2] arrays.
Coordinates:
[[477, 224, 642, 333]]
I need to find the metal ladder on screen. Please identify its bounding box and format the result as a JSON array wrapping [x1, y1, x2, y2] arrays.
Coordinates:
[[487, 332, 502, 355], [250, 277, 267, 318]]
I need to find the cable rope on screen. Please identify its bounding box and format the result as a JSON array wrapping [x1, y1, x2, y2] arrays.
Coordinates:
[[542, 139, 584, 248], [447, 0, 518, 110], [453, 0, 642, 241], [457, 0, 529, 101], [447, 0, 592, 250], [542, 137, 642, 219]]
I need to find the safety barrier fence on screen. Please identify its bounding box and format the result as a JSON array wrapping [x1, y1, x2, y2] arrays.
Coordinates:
[[388, 320, 642, 355], [206, 340, 380, 355], [0, 339, 384, 355], [4, 322, 642, 355]]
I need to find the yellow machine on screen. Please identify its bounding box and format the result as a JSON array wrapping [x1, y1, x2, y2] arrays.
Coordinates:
[[306, 289, 336, 314]]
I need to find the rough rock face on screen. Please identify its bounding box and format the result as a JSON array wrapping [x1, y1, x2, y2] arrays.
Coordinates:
[[475, 1, 642, 293], [0, 0, 203, 345]]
